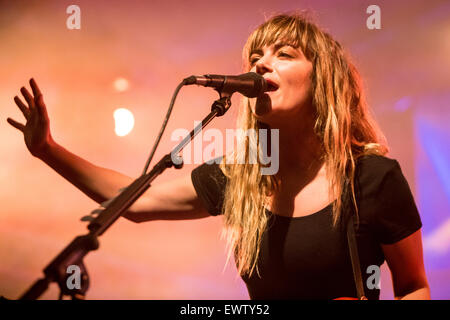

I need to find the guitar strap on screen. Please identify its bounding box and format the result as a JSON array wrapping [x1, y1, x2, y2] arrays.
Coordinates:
[[346, 212, 366, 300], [345, 181, 367, 300]]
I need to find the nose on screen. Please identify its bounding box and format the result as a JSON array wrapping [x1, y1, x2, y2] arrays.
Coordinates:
[[255, 55, 273, 75]]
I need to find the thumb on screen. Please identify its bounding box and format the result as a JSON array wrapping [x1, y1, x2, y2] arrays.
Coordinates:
[[7, 117, 25, 131]]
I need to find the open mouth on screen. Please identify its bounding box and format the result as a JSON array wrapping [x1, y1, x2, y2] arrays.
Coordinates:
[[265, 79, 279, 92]]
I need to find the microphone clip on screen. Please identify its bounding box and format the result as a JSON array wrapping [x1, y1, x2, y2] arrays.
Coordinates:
[[211, 95, 232, 116]]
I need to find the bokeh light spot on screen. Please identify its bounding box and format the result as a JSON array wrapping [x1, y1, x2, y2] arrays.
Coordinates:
[[113, 77, 130, 92], [114, 108, 135, 137]]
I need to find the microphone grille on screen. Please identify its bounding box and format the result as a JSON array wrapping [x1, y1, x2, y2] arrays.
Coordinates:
[[243, 72, 267, 97]]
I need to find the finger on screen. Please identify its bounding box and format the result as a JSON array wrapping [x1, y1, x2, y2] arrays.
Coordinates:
[[6, 117, 25, 131], [20, 86, 34, 108], [30, 78, 43, 100], [29, 79, 47, 118], [35, 95, 48, 118], [14, 96, 30, 119]]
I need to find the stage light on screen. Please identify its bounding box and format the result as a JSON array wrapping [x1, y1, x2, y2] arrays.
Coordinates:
[[113, 108, 135, 137], [113, 77, 130, 92]]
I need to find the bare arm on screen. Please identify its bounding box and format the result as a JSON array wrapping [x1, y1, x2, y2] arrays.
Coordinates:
[[36, 141, 209, 222], [38, 139, 134, 204], [382, 229, 431, 300], [7, 78, 209, 222], [123, 173, 210, 222]]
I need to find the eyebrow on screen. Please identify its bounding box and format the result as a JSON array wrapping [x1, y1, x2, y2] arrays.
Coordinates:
[[249, 42, 298, 57], [273, 42, 297, 51]]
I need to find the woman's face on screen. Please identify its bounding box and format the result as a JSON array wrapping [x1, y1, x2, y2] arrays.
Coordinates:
[[248, 42, 314, 127]]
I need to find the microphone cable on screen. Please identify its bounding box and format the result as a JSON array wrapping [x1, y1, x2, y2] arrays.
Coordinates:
[[141, 78, 189, 176]]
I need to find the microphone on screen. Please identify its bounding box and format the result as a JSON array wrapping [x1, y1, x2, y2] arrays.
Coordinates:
[[183, 72, 267, 98]]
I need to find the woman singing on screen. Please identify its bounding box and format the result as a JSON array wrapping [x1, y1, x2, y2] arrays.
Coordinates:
[[7, 13, 429, 300]]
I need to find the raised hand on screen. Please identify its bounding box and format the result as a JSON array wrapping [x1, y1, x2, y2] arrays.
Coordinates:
[[7, 78, 54, 158]]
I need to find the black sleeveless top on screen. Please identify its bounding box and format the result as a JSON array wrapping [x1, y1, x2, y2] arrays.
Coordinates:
[[191, 155, 422, 300]]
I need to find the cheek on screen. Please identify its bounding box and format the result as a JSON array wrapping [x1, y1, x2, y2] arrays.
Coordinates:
[[285, 69, 312, 103]]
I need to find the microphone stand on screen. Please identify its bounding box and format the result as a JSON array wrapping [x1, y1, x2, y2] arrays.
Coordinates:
[[18, 94, 232, 300]]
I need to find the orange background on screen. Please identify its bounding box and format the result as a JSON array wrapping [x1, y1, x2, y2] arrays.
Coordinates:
[[1, 0, 449, 299]]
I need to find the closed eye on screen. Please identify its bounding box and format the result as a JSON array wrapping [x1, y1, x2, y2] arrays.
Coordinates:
[[277, 51, 293, 58], [249, 55, 261, 66]]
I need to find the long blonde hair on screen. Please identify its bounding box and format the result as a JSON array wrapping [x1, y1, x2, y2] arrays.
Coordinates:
[[219, 13, 388, 278]]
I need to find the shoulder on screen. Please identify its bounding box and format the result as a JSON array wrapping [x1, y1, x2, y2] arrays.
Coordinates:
[[190, 158, 227, 216], [191, 158, 226, 186], [354, 154, 401, 197], [354, 154, 422, 244], [356, 154, 399, 176]]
